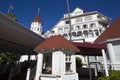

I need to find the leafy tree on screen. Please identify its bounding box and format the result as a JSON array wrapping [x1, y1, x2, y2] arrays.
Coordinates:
[[0, 52, 18, 64], [76, 57, 83, 68]]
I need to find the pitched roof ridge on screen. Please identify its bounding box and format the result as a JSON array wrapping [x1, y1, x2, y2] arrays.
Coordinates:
[[34, 35, 80, 52]]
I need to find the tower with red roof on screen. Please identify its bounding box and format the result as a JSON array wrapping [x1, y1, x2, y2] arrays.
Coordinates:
[[30, 14, 42, 35]]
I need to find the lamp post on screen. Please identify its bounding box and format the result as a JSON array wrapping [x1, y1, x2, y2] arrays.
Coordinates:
[[66, 0, 72, 41]]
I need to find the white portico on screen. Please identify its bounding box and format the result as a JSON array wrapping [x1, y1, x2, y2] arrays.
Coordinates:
[[34, 35, 80, 80]]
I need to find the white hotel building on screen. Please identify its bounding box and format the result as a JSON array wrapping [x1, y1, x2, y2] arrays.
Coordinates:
[[30, 7, 110, 64], [44, 7, 110, 43]]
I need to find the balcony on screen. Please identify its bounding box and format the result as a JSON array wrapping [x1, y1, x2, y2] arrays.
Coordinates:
[[98, 18, 109, 24]]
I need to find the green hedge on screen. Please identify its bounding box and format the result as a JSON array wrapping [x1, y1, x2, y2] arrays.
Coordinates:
[[98, 70, 120, 80]]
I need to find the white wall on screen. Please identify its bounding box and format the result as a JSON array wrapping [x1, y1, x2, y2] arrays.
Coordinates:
[[113, 42, 120, 64]]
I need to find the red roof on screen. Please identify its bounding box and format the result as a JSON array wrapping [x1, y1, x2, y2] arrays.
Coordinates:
[[35, 35, 80, 52], [95, 16, 120, 43], [32, 14, 42, 23]]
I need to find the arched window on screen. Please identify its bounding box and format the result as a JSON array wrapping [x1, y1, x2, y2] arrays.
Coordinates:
[[77, 31, 82, 37], [82, 24, 88, 29], [90, 23, 96, 28], [75, 26, 80, 30], [63, 33, 68, 37], [72, 32, 76, 37], [83, 30, 88, 37], [94, 30, 99, 36], [88, 30, 94, 37]]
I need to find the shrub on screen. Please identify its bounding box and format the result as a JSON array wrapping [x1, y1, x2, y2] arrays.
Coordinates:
[[98, 70, 120, 80], [76, 57, 82, 68]]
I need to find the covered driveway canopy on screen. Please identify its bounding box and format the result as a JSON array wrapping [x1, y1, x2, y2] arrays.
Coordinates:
[[73, 42, 106, 56], [0, 12, 44, 55]]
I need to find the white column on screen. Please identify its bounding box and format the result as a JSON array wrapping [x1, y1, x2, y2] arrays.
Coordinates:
[[26, 68, 30, 80], [102, 49, 109, 76], [71, 53, 76, 73], [61, 52, 65, 75], [35, 53, 43, 80], [107, 43, 116, 69]]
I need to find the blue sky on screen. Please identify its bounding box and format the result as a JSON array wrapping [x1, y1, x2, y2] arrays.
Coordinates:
[[0, 0, 120, 32]]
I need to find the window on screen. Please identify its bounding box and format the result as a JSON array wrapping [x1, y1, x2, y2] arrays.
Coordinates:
[[85, 16, 92, 21], [90, 23, 96, 28], [75, 17, 82, 22], [83, 30, 88, 37], [37, 28, 39, 31], [51, 31, 55, 34], [31, 27, 33, 30], [72, 32, 76, 37], [63, 34, 68, 38], [77, 31, 82, 37], [42, 53, 52, 74], [88, 30, 94, 37], [65, 20, 70, 24], [82, 24, 88, 29], [64, 27, 69, 31], [94, 30, 99, 36], [58, 28, 63, 32], [65, 54, 72, 72], [34, 27, 36, 30], [75, 26, 80, 30]]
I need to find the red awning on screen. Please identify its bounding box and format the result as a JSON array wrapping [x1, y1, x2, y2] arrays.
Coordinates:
[[72, 42, 107, 56], [73, 42, 106, 49]]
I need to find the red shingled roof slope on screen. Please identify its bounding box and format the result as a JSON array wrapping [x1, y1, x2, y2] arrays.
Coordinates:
[[35, 35, 80, 52], [95, 16, 120, 43], [32, 14, 42, 23]]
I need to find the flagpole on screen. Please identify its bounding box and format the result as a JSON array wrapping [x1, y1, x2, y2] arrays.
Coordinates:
[[66, 0, 72, 41], [8, 4, 14, 13], [8, 5, 11, 13], [37, 8, 40, 14]]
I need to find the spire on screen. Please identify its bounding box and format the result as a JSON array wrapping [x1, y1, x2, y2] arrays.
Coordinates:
[[32, 8, 42, 24], [32, 14, 42, 23]]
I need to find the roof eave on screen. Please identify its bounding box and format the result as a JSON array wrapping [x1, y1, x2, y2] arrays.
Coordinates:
[[35, 47, 80, 53]]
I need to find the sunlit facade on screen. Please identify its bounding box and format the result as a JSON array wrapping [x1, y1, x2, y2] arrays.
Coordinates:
[[44, 7, 110, 43]]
